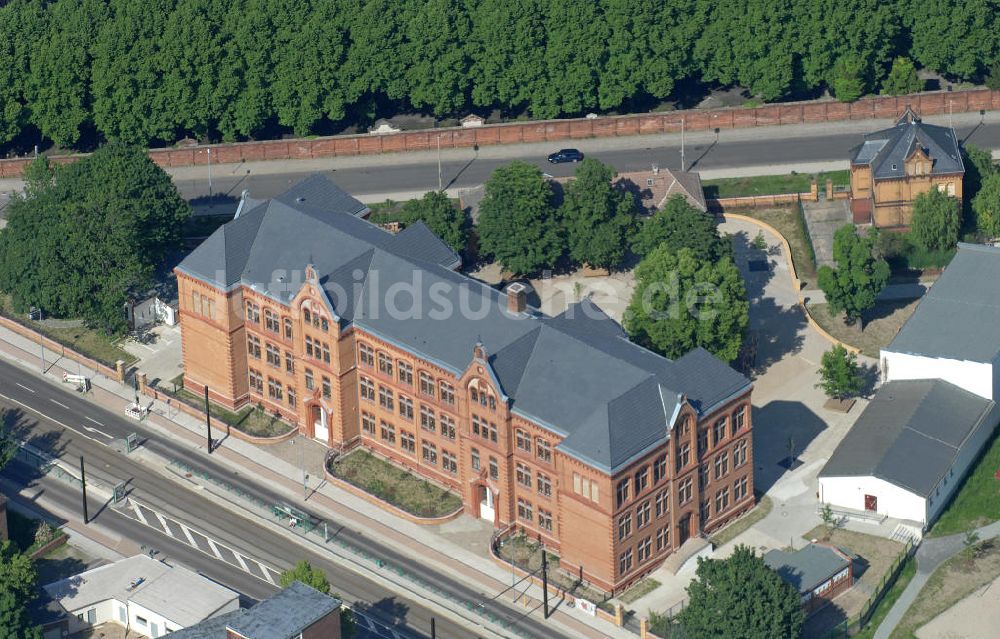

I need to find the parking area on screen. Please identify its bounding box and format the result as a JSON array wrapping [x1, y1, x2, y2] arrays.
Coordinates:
[[121, 324, 183, 387]]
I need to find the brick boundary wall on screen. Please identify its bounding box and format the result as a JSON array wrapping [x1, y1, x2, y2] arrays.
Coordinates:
[[0, 315, 123, 381], [1, 89, 997, 178], [29, 531, 68, 560]]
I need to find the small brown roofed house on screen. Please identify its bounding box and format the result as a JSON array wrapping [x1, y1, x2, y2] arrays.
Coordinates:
[[613, 166, 708, 214]]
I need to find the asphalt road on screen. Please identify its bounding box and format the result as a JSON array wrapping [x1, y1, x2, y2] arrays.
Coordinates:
[[0, 358, 566, 639], [172, 119, 1000, 202]]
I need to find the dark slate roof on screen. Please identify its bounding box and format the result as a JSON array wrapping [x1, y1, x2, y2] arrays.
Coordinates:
[[764, 544, 851, 595], [276, 173, 370, 218], [164, 610, 242, 639], [395, 221, 462, 269], [849, 108, 964, 180], [819, 380, 996, 497], [887, 243, 1000, 363], [177, 176, 750, 473]]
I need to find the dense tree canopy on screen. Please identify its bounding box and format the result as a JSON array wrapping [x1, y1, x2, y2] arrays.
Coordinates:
[[0, 540, 42, 639], [280, 560, 331, 594], [0, 145, 190, 334], [477, 161, 563, 275], [910, 188, 960, 251], [624, 246, 748, 362], [973, 173, 1000, 239], [817, 225, 890, 324], [817, 345, 864, 400], [391, 191, 468, 252], [559, 158, 636, 271], [0, 0, 996, 149], [632, 195, 729, 262], [678, 545, 805, 639]]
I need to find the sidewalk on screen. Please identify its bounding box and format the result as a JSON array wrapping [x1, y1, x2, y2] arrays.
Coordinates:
[[0, 323, 632, 639]]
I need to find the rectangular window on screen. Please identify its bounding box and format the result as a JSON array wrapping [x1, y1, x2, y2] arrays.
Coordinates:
[[538, 508, 553, 532], [359, 376, 374, 401], [517, 498, 533, 522], [537, 473, 552, 498], [305, 335, 314, 358], [287, 387, 296, 408], [656, 525, 670, 552], [305, 368, 315, 391], [733, 439, 748, 467], [399, 395, 414, 421], [285, 351, 295, 374], [358, 343, 374, 367], [303, 308, 311, 324], [322, 376, 331, 400], [516, 429, 532, 453], [700, 500, 710, 524], [536, 438, 552, 463], [245, 301, 260, 324], [378, 352, 393, 377], [248, 369, 263, 393], [678, 443, 690, 470], [489, 456, 499, 480], [713, 418, 727, 446], [362, 412, 376, 435], [573, 472, 582, 495], [516, 463, 532, 488], [398, 361, 413, 386], [655, 488, 670, 518], [379, 386, 394, 410], [714, 452, 729, 480], [265, 309, 280, 333], [320, 316, 329, 332], [638, 536, 652, 563], [653, 455, 667, 483], [679, 478, 693, 505], [442, 450, 458, 473], [733, 476, 748, 502], [699, 463, 710, 491], [420, 405, 435, 431], [439, 381, 455, 405], [421, 441, 437, 464], [471, 448, 481, 471], [321, 342, 331, 364], [284, 317, 293, 339], [266, 343, 280, 367], [617, 478, 630, 508], [247, 335, 261, 359], [619, 549, 633, 576], [380, 421, 396, 444], [715, 487, 730, 513], [440, 414, 456, 440], [733, 406, 746, 436], [267, 377, 283, 400], [634, 468, 649, 495], [401, 431, 416, 453], [618, 513, 632, 540], [419, 371, 435, 397], [697, 429, 708, 456], [636, 501, 651, 529]]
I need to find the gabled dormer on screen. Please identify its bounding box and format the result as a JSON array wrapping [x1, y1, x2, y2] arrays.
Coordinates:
[[905, 144, 932, 176]]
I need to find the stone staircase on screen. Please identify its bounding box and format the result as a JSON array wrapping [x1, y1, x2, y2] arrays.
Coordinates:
[[662, 536, 714, 575]]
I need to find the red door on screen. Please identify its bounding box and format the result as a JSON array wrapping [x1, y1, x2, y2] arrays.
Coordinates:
[[864, 494, 877, 512]]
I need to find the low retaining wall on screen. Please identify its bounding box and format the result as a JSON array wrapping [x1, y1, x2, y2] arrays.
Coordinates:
[[709, 182, 819, 213], [0, 314, 124, 382], [1, 89, 997, 178], [30, 532, 68, 559]]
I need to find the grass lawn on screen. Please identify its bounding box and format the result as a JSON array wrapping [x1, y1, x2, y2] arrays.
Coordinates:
[[927, 430, 1000, 538], [173, 388, 294, 437], [852, 558, 916, 639], [805, 299, 920, 358], [328, 449, 462, 518], [0, 295, 135, 367], [734, 206, 817, 283], [709, 494, 772, 546], [889, 540, 1000, 638], [818, 169, 851, 189], [703, 173, 814, 199], [618, 577, 661, 605]]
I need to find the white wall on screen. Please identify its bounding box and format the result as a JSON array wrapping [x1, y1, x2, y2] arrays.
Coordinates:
[[68, 596, 238, 638], [881, 350, 994, 400], [818, 475, 928, 525], [927, 407, 1000, 524]]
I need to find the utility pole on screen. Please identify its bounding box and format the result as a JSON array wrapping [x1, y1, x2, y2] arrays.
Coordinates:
[[541, 547, 550, 619], [431, 618, 436, 639], [80, 456, 89, 524], [437, 135, 443, 192], [300, 438, 307, 499], [680, 117, 685, 172], [204, 386, 213, 454]]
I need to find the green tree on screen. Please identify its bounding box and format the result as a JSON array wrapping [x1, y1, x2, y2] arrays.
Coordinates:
[[832, 56, 866, 102], [0, 540, 42, 639], [906, 0, 998, 82], [21, 156, 54, 198], [910, 188, 960, 251], [624, 246, 748, 362], [632, 195, 729, 262], [973, 174, 1000, 239], [398, 191, 467, 252], [477, 161, 562, 274], [817, 345, 864, 400], [962, 143, 997, 201], [559, 158, 636, 270], [678, 545, 804, 639], [402, 0, 472, 116], [279, 560, 330, 594], [0, 143, 190, 333], [881, 57, 923, 95], [817, 225, 890, 325]]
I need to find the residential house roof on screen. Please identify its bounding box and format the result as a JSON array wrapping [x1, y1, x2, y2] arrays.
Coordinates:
[[169, 582, 342, 639], [614, 168, 707, 212], [763, 544, 852, 595], [42, 555, 239, 628], [176, 175, 750, 473], [886, 243, 1000, 363], [818, 379, 996, 497], [849, 107, 964, 180]]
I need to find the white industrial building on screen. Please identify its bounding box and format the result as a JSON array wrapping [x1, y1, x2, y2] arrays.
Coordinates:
[[819, 243, 1000, 528], [42, 554, 239, 638]]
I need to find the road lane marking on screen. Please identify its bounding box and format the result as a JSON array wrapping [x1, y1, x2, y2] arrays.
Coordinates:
[[49, 398, 69, 409], [85, 416, 104, 426], [234, 552, 249, 571], [181, 524, 198, 546], [132, 502, 148, 525], [15, 383, 35, 393], [82, 426, 114, 439]]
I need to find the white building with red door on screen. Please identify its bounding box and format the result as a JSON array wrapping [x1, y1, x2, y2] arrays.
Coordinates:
[[819, 244, 1000, 528]]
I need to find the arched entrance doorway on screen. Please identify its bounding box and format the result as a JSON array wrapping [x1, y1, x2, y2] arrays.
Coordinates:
[[477, 484, 496, 524], [311, 404, 329, 443]]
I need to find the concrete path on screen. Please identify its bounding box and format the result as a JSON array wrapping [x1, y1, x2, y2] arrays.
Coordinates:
[[801, 198, 851, 269], [874, 520, 1000, 639]]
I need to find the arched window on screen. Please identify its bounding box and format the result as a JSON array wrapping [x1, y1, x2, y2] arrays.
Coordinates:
[[947, 182, 956, 196]]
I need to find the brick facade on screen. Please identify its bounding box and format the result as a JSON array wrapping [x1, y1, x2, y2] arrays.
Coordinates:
[[177, 269, 754, 592]]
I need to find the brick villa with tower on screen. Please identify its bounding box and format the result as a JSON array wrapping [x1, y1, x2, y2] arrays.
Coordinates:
[[174, 175, 756, 592]]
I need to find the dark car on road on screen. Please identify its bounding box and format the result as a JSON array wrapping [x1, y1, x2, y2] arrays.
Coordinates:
[[547, 148, 584, 163]]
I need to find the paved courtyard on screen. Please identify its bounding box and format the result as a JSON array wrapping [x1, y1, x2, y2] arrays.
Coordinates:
[[120, 323, 183, 387]]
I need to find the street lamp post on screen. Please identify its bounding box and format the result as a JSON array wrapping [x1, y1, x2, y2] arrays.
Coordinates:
[[207, 147, 213, 199], [437, 134, 443, 192]]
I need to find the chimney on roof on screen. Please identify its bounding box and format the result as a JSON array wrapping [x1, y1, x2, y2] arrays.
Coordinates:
[[652, 164, 659, 175], [506, 282, 527, 314]]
